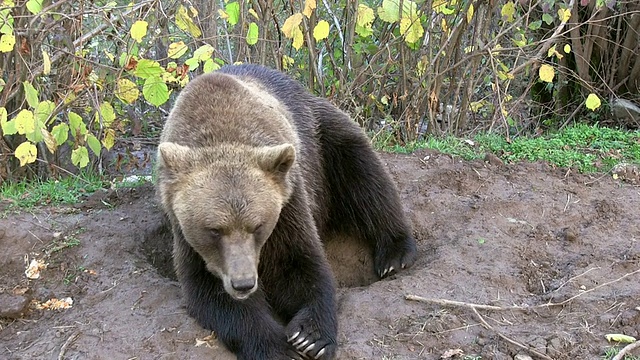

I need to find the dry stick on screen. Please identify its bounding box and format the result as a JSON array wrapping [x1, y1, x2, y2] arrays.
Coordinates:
[[57, 331, 80, 360], [406, 267, 640, 312], [472, 308, 553, 360], [612, 340, 640, 360]]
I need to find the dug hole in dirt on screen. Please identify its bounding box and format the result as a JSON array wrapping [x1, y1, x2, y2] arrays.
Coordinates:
[[1, 149, 639, 360]]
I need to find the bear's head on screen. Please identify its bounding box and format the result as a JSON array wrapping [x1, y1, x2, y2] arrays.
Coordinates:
[[157, 142, 296, 300]]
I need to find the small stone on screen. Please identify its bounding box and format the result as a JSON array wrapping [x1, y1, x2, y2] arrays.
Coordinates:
[[0, 292, 30, 319], [563, 226, 578, 242], [514, 354, 533, 360], [484, 153, 504, 167]]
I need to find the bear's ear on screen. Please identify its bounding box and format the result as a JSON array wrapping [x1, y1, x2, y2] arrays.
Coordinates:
[[158, 142, 193, 171], [256, 143, 296, 174]]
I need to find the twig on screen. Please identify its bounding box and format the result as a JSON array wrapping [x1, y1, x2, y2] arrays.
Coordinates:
[[612, 340, 640, 360], [58, 331, 80, 360], [406, 268, 640, 311], [472, 307, 554, 360]]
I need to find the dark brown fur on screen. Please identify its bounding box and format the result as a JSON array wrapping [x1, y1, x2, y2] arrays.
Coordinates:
[[156, 64, 417, 360]]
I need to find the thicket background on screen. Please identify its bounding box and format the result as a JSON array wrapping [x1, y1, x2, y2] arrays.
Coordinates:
[[0, 0, 638, 182]]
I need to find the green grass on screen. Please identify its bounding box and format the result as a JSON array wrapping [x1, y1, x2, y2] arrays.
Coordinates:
[[0, 172, 106, 209], [377, 124, 640, 173], [603, 346, 640, 360]]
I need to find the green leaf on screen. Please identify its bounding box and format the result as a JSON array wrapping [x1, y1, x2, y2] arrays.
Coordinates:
[[51, 123, 69, 146], [25, 118, 44, 143], [355, 4, 375, 37], [96, 102, 116, 127], [193, 44, 214, 61], [185, 57, 200, 71], [203, 58, 220, 73], [35, 100, 55, 125], [143, 76, 170, 106], [134, 59, 164, 79], [529, 20, 542, 30], [23, 81, 39, 109], [1, 107, 17, 135], [400, 16, 423, 44], [130, 20, 148, 43], [71, 146, 90, 168], [86, 134, 102, 156], [0, 8, 14, 35], [378, 0, 400, 23], [226, 2, 240, 26], [542, 13, 553, 25], [68, 111, 87, 139], [246, 22, 259, 45], [26, 0, 43, 15], [14, 141, 37, 166]]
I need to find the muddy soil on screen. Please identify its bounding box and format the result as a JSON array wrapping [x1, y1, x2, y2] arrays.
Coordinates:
[[1, 150, 639, 360]]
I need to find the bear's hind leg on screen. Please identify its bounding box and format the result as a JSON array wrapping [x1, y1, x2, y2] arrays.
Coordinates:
[[316, 105, 417, 278]]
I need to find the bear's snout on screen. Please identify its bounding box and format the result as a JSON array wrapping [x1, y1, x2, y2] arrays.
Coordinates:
[[231, 277, 257, 292]]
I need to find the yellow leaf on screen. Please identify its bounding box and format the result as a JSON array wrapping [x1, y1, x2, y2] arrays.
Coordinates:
[[605, 334, 636, 343], [355, 4, 375, 37], [400, 16, 424, 44], [282, 13, 303, 38], [612, 173, 619, 180], [538, 64, 555, 83], [292, 27, 304, 50], [501, 2, 515, 23], [564, 44, 571, 53], [218, 9, 229, 20], [467, 3, 474, 23], [0, 33, 15, 52], [558, 8, 571, 22], [168, 41, 188, 59], [41, 128, 57, 153], [313, 20, 330, 41], [14, 141, 37, 166], [248, 9, 259, 20], [116, 78, 140, 104], [102, 129, 116, 150], [547, 44, 563, 59], [440, 18, 448, 34], [585, 93, 601, 111], [282, 55, 294, 70], [42, 50, 51, 75], [176, 5, 202, 38], [130, 20, 148, 43], [15, 109, 35, 135], [303, 0, 316, 18]]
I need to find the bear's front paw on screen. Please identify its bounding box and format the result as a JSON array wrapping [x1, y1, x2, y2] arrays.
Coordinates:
[[374, 235, 417, 278], [286, 312, 336, 359]]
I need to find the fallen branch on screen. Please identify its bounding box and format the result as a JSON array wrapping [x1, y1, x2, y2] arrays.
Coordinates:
[[406, 267, 640, 311], [612, 340, 640, 360], [472, 307, 553, 360]]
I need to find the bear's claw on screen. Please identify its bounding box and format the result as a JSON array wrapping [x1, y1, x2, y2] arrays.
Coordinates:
[[286, 316, 335, 360], [374, 235, 417, 279]]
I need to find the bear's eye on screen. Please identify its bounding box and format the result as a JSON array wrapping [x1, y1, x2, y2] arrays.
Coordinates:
[[209, 229, 222, 239], [252, 224, 262, 233]]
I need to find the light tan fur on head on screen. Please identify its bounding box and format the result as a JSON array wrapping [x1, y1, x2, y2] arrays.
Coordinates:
[[157, 141, 296, 300]]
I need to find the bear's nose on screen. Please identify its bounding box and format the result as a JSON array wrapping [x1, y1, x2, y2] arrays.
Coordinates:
[[231, 278, 256, 292]]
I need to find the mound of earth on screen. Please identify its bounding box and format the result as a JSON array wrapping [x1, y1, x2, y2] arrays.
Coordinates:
[[1, 150, 639, 360]]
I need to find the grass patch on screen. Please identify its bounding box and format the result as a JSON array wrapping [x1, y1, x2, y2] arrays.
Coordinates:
[[603, 346, 640, 360], [0, 172, 107, 209], [376, 124, 640, 173]]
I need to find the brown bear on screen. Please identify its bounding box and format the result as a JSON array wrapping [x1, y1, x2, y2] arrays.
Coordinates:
[[155, 64, 417, 360]]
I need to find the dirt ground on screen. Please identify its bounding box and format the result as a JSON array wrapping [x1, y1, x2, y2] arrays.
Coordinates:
[[1, 149, 639, 360]]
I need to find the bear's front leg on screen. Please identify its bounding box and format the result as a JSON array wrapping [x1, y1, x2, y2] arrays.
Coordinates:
[[175, 236, 300, 360], [261, 235, 338, 359]]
